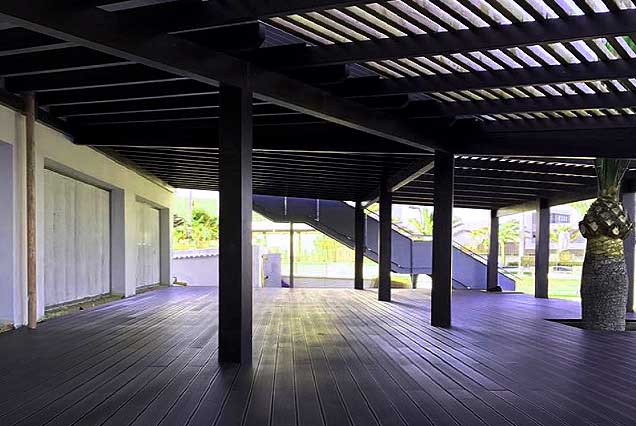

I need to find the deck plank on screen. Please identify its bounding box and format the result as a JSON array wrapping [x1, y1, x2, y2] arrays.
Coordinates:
[[1, 287, 636, 426]]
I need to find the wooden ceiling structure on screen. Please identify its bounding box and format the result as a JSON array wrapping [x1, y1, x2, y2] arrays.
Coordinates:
[[1, 0, 636, 210]]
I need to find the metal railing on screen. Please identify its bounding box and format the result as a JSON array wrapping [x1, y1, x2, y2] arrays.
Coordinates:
[[364, 208, 417, 238], [255, 196, 515, 283], [452, 241, 517, 281], [364, 206, 515, 281]]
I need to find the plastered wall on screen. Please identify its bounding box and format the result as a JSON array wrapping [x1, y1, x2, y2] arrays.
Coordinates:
[[0, 104, 174, 327]]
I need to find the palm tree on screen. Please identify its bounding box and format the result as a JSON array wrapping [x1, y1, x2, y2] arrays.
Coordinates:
[[499, 220, 520, 266], [469, 226, 490, 252], [409, 208, 434, 237], [579, 158, 633, 330], [409, 207, 464, 239], [174, 208, 219, 249], [550, 224, 580, 264], [571, 200, 594, 218]]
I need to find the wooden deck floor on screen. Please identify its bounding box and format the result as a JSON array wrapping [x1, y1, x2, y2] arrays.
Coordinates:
[[1, 287, 636, 426]]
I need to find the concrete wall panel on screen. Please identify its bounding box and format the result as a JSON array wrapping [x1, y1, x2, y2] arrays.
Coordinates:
[[0, 142, 14, 323], [44, 170, 110, 306]]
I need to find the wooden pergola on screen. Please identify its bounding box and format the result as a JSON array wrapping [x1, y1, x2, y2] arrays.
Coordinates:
[[2, 0, 636, 362]]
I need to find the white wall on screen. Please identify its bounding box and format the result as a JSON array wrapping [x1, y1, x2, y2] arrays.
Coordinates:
[[0, 141, 15, 323], [172, 247, 262, 287], [0, 104, 174, 327], [44, 170, 111, 306], [172, 253, 219, 287]]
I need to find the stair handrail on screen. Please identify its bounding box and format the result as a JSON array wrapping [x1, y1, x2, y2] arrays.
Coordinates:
[[257, 201, 408, 270], [364, 205, 515, 281], [363, 208, 415, 238], [309, 214, 405, 270], [257, 203, 358, 247], [363, 246, 405, 270], [452, 241, 517, 281], [257, 197, 515, 282], [453, 240, 488, 264]]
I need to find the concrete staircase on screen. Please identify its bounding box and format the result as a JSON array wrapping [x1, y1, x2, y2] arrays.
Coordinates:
[[253, 195, 515, 290]]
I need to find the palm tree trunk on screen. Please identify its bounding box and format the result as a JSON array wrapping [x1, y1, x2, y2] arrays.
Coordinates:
[[581, 236, 628, 331], [579, 159, 633, 331]]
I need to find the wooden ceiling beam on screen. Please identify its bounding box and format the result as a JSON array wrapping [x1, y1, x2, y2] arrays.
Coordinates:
[[452, 120, 636, 158], [115, 1, 381, 33], [37, 80, 216, 106], [363, 158, 435, 202], [74, 124, 425, 154], [64, 103, 298, 124], [0, 46, 129, 77], [452, 168, 592, 185], [5, 64, 183, 92], [402, 177, 591, 192], [0, 1, 437, 150]]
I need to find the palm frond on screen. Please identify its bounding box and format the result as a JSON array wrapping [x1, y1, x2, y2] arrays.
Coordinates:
[[595, 158, 631, 199]]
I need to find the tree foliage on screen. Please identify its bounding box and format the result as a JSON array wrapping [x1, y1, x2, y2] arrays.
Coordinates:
[[409, 208, 434, 237], [499, 220, 520, 244], [498, 220, 521, 266], [409, 207, 463, 239], [469, 226, 489, 252], [595, 158, 630, 200], [174, 207, 219, 250]]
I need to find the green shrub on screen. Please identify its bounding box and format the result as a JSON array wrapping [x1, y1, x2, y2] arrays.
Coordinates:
[[370, 278, 412, 289]]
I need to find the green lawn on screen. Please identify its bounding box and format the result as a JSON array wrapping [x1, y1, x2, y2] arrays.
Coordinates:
[[515, 273, 582, 301], [277, 260, 585, 301]]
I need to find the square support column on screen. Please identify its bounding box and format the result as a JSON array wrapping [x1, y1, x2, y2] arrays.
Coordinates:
[[535, 198, 550, 299], [432, 151, 454, 327], [109, 188, 127, 296], [159, 207, 172, 285], [623, 192, 635, 312], [378, 178, 392, 302], [218, 84, 253, 364], [289, 222, 294, 288], [354, 201, 365, 290], [487, 209, 499, 291]]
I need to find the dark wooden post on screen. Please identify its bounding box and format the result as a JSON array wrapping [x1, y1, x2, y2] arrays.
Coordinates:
[[354, 201, 365, 290], [25, 93, 37, 329], [289, 222, 294, 288], [623, 192, 635, 312], [378, 178, 392, 302], [218, 84, 253, 364], [487, 209, 499, 291], [535, 198, 550, 299], [432, 151, 454, 327], [410, 239, 417, 289]]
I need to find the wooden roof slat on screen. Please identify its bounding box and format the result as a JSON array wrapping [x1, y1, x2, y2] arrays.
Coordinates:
[[329, 56, 636, 96], [422, 89, 636, 117], [252, 9, 636, 69]]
